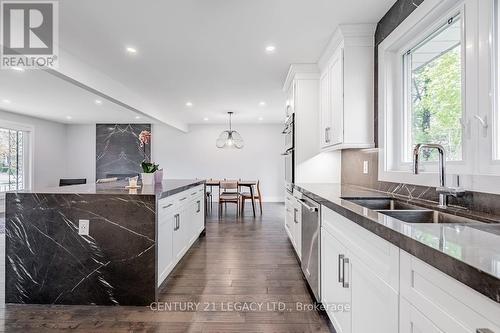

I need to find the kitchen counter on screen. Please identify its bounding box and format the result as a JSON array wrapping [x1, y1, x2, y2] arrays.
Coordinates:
[[5, 179, 204, 306], [17, 179, 205, 199], [294, 183, 500, 304]]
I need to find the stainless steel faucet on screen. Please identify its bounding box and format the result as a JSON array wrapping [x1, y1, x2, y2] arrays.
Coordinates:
[[413, 143, 465, 209]]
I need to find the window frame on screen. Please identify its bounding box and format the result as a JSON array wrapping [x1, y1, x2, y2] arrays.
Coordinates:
[[401, 12, 465, 165], [378, 0, 474, 189], [0, 120, 33, 194]]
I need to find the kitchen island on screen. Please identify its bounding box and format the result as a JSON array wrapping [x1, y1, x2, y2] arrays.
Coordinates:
[[5, 179, 205, 306]]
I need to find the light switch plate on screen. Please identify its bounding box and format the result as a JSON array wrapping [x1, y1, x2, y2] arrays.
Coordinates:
[[363, 161, 369, 174], [78, 219, 89, 236]]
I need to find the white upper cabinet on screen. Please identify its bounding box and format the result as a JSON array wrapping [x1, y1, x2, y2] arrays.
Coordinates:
[[318, 24, 375, 150], [283, 64, 320, 165]]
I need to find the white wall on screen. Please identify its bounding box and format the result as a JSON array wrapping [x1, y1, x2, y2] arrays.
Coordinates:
[[65, 125, 96, 182], [0, 109, 67, 190], [152, 124, 285, 202]]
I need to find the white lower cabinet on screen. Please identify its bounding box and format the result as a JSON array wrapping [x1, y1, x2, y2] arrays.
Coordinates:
[[400, 297, 444, 333], [320, 206, 399, 333], [321, 229, 351, 333], [157, 185, 205, 287], [399, 251, 500, 333], [320, 205, 500, 333], [284, 190, 301, 259]]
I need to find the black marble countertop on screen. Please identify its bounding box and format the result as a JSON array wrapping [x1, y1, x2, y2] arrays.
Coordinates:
[[13, 179, 205, 199], [294, 183, 500, 304]]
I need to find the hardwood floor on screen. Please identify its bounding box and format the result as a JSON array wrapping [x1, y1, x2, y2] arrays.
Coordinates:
[[0, 203, 331, 332]]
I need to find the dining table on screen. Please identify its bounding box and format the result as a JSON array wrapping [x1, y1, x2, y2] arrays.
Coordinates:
[[206, 179, 258, 217]]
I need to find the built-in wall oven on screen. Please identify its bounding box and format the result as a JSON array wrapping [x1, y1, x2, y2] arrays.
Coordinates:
[[282, 114, 294, 193]]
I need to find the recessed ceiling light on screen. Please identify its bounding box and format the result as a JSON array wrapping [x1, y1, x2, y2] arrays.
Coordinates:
[[11, 66, 25, 72], [66, 116, 72, 120], [259, 101, 267, 107], [126, 46, 137, 54], [185, 102, 193, 107], [2, 99, 11, 104], [203, 117, 209, 121], [258, 117, 264, 121], [265, 45, 276, 54], [135, 116, 141, 119], [95, 99, 103, 105]]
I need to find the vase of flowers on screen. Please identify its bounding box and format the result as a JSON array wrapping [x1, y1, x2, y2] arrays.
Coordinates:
[[138, 130, 159, 185], [154, 169, 164, 184]]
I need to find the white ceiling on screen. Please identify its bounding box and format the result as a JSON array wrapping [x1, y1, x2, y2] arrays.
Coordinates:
[[2, 0, 397, 127], [0, 69, 155, 124]]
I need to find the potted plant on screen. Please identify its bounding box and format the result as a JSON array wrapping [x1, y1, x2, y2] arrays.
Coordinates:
[[141, 161, 159, 185], [139, 130, 163, 185]]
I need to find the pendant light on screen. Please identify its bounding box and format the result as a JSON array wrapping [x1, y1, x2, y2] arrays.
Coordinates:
[[216, 112, 244, 149]]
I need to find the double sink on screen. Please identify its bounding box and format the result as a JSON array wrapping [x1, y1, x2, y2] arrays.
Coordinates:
[[344, 198, 483, 225]]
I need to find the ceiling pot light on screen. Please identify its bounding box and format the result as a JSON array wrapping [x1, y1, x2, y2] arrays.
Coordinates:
[[11, 66, 25, 72], [126, 46, 137, 54], [216, 112, 244, 149], [66, 116, 72, 120], [95, 99, 103, 105], [258, 117, 264, 121], [185, 101, 193, 107], [265, 45, 276, 54], [203, 117, 209, 121], [135, 116, 141, 119], [2, 99, 11, 104], [259, 101, 267, 107]]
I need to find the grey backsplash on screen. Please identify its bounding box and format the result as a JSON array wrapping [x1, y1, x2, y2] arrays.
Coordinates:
[[96, 124, 151, 180], [341, 149, 500, 221]]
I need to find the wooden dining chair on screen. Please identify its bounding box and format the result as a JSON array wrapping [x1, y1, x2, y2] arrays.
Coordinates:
[[240, 180, 262, 215], [219, 180, 240, 217]]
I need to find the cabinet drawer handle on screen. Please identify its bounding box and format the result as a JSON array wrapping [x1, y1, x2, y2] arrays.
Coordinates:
[[191, 192, 197, 196], [342, 257, 350, 288], [196, 200, 201, 213], [179, 197, 187, 201], [477, 330, 495, 333], [162, 203, 173, 209], [174, 214, 180, 230], [325, 127, 331, 143], [338, 254, 344, 283], [293, 208, 299, 223]]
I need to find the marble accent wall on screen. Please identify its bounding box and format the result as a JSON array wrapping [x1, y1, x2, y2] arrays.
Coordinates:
[[96, 124, 151, 180], [5, 192, 156, 305]]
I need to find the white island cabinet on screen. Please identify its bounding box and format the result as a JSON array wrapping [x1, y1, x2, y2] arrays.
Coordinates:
[[157, 185, 205, 287]]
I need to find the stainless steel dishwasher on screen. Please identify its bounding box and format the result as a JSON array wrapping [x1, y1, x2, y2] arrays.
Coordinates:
[[297, 192, 321, 302]]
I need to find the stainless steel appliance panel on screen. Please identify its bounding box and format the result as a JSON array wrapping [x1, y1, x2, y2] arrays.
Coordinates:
[[299, 194, 321, 302]]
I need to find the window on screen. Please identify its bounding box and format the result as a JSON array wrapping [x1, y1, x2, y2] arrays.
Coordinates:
[[379, 0, 500, 193], [0, 127, 26, 192], [403, 14, 463, 162], [496, 0, 500, 160]]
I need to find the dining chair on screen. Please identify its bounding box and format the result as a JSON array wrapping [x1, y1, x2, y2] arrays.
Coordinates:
[[205, 178, 217, 214], [59, 178, 87, 187], [240, 180, 262, 215], [219, 180, 240, 217]]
